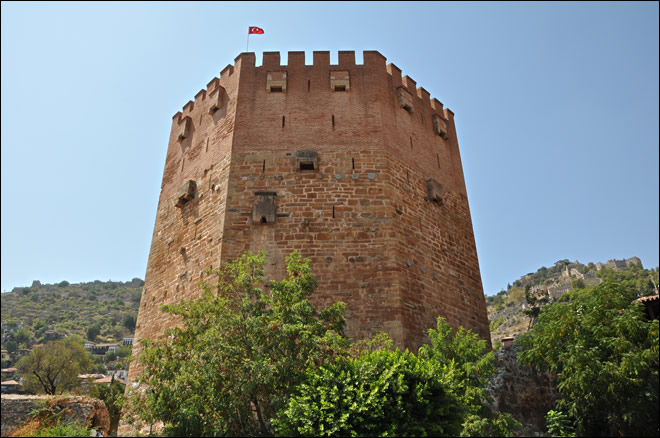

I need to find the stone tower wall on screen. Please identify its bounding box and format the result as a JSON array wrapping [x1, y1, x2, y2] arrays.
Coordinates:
[[130, 50, 489, 382]]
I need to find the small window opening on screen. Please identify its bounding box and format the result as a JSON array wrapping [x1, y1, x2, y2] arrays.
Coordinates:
[[210, 106, 220, 115], [402, 103, 413, 113], [263, 160, 266, 173], [332, 206, 336, 218], [331, 115, 335, 128], [307, 79, 311, 92], [410, 137, 413, 149], [270, 86, 283, 93], [300, 162, 315, 171], [334, 85, 346, 92], [181, 158, 185, 172], [260, 216, 268, 224], [406, 170, 410, 183], [282, 116, 285, 128], [206, 138, 209, 153], [352, 158, 355, 169], [436, 154, 440, 168]]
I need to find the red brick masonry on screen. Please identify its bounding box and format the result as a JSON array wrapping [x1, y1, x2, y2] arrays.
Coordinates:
[[129, 50, 490, 382]]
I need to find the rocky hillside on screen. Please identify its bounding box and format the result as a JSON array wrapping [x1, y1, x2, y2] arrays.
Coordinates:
[[486, 257, 658, 346], [1, 279, 143, 352]]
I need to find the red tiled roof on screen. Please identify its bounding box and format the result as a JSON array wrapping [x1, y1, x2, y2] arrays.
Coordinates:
[[636, 294, 660, 303], [78, 374, 105, 379], [94, 376, 126, 385]]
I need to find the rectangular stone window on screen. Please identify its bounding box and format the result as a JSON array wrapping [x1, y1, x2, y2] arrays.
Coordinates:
[[330, 71, 350, 91], [397, 87, 414, 113], [296, 150, 318, 171], [208, 87, 224, 114], [432, 114, 448, 139], [267, 71, 287, 93], [426, 178, 444, 206], [175, 180, 196, 208], [176, 117, 192, 142], [252, 191, 277, 224]]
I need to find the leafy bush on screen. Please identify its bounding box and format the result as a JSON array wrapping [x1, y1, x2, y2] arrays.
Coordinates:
[[274, 349, 464, 437], [489, 317, 504, 332], [545, 410, 575, 437], [277, 318, 521, 437], [31, 421, 90, 437]]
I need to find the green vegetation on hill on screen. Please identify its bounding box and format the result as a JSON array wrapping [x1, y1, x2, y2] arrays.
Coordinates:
[[486, 258, 658, 346], [1, 278, 143, 353]]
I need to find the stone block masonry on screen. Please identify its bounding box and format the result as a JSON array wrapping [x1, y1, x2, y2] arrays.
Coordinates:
[[128, 50, 490, 383]]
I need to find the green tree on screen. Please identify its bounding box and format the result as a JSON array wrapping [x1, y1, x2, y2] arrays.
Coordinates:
[[12, 327, 34, 348], [517, 281, 659, 436], [117, 345, 132, 358], [570, 278, 585, 289], [16, 336, 92, 395], [132, 251, 347, 436], [122, 313, 136, 332], [86, 323, 101, 342], [4, 339, 18, 353], [105, 350, 119, 363], [419, 318, 521, 437], [33, 319, 47, 333], [522, 289, 549, 329]]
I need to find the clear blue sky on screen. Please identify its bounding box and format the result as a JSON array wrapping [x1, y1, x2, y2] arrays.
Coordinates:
[[2, 2, 658, 295]]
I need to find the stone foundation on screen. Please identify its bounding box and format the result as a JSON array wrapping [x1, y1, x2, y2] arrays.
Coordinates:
[[488, 346, 560, 435]]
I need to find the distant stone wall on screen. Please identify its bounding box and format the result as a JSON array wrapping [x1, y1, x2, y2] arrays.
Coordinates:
[[1, 394, 109, 437], [488, 346, 559, 434]]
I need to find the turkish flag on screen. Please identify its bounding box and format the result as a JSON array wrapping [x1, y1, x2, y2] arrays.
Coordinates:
[[249, 26, 264, 34]]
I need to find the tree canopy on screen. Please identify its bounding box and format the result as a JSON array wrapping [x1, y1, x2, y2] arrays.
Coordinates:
[[132, 251, 346, 436], [517, 281, 659, 436], [16, 335, 92, 395]]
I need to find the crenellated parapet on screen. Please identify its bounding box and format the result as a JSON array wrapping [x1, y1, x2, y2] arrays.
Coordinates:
[[163, 50, 466, 200], [171, 50, 453, 126], [171, 60, 236, 126]]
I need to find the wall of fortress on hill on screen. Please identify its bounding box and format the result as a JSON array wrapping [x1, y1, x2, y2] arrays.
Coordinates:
[[129, 50, 490, 383]]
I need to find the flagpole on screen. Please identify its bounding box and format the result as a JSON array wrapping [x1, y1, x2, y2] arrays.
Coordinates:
[[246, 32, 250, 52]]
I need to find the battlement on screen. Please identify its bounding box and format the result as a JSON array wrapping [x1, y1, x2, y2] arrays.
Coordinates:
[[172, 50, 453, 123]]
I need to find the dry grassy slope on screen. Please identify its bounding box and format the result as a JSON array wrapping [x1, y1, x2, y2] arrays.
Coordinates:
[[1, 279, 143, 345]]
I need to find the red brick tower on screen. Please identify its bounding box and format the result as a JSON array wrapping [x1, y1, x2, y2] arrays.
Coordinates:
[[129, 50, 490, 383]]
